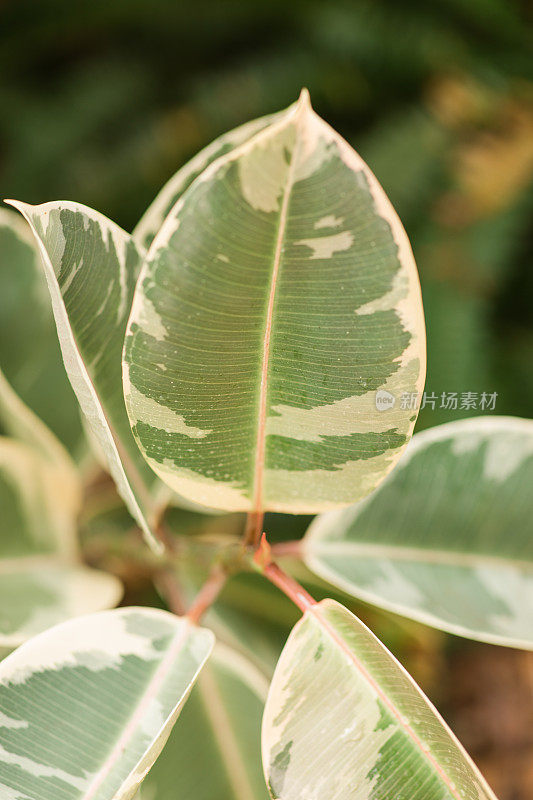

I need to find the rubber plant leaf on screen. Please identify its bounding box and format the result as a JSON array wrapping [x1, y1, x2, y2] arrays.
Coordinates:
[[0, 208, 84, 455], [0, 608, 214, 799], [0, 435, 122, 659], [5, 200, 164, 551], [305, 416, 533, 649], [262, 598, 497, 800], [124, 90, 425, 513], [144, 643, 270, 800], [133, 110, 280, 249]]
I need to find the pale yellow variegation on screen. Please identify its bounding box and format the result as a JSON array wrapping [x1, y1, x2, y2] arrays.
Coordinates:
[[124, 90, 425, 514], [262, 599, 497, 800], [0, 608, 214, 800], [0, 367, 121, 655], [305, 416, 533, 649], [6, 200, 165, 550], [0, 430, 122, 657]]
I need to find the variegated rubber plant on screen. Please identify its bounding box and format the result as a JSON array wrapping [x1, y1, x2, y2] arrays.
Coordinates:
[[0, 89, 530, 800]]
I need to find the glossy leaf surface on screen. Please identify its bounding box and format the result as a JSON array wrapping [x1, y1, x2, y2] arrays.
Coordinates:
[[262, 599, 497, 800], [0, 608, 214, 800], [305, 417, 533, 648], [144, 643, 270, 800], [125, 91, 425, 513]]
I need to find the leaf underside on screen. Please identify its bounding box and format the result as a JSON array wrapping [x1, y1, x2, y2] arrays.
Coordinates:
[[305, 416, 533, 649], [6, 200, 164, 550], [144, 643, 270, 800]]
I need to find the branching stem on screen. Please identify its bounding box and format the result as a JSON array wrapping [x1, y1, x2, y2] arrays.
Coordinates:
[[262, 561, 316, 612], [252, 534, 315, 613]]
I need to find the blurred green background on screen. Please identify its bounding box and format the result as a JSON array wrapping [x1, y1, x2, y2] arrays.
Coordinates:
[[2, 0, 533, 429], [1, 1, 532, 797]]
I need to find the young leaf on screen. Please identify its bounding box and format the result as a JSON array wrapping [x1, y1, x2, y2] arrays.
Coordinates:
[[262, 599, 497, 800], [143, 643, 270, 800], [124, 90, 425, 513], [0, 208, 84, 455], [0, 607, 214, 800], [134, 110, 280, 249], [305, 416, 533, 649], [5, 200, 164, 551], [0, 436, 122, 654]]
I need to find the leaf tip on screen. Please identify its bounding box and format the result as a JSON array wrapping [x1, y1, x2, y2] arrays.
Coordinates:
[[296, 87, 312, 112], [3, 198, 30, 216]]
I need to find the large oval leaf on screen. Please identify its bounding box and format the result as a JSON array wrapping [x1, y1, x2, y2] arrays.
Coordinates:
[[134, 110, 280, 249], [305, 416, 533, 649], [262, 599, 497, 800], [144, 643, 270, 800], [0, 607, 214, 800], [124, 90, 425, 513], [6, 200, 164, 550], [0, 208, 84, 455]]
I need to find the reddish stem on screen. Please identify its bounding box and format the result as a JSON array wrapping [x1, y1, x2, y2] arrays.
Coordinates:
[[261, 560, 316, 613], [186, 567, 228, 625]]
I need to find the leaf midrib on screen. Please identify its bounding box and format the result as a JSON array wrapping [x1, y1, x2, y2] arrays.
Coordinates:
[[308, 603, 474, 800], [81, 620, 193, 800], [250, 117, 301, 517], [197, 666, 258, 800], [308, 541, 533, 571]]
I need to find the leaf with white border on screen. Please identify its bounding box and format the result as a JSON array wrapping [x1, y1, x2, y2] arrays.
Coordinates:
[[0, 367, 81, 515], [133, 111, 280, 249], [0, 607, 214, 800], [5, 200, 163, 551], [0, 561, 123, 659], [0, 207, 84, 456], [305, 416, 533, 649], [262, 598, 497, 800], [124, 90, 425, 514]]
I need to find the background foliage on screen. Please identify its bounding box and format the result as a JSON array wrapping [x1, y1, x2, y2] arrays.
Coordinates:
[[1, 1, 532, 797]]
